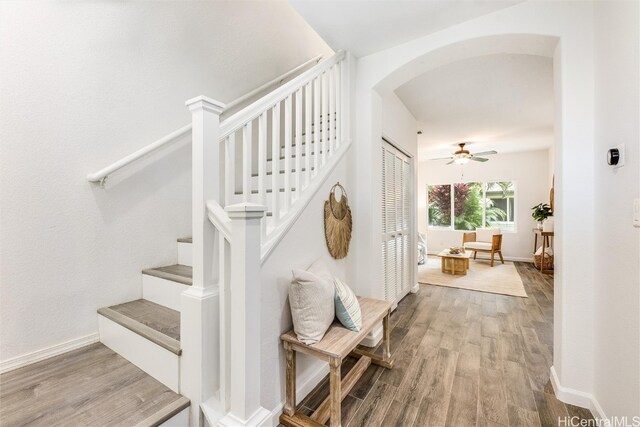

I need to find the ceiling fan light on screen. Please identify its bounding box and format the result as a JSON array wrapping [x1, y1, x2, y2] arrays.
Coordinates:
[[454, 157, 470, 165]]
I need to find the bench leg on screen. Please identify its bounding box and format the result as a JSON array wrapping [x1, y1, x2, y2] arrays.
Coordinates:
[[329, 357, 341, 427], [284, 342, 296, 416], [383, 310, 391, 362]]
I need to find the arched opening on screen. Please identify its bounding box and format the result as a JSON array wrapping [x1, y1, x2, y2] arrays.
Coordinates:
[[352, 27, 597, 412]]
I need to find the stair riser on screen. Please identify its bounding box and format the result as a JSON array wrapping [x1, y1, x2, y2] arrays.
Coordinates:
[[142, 274, 190, 312], [98, 315, 180, 392], [177, 242, 192, 267], [161, 407, 189, 427]]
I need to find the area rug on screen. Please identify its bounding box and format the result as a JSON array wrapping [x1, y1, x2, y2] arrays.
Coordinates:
[[418, 256, 528, 298]]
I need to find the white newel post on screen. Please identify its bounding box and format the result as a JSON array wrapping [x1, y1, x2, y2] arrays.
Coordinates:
[[219, 203, 270, 427], [182, 96, 226, 427]]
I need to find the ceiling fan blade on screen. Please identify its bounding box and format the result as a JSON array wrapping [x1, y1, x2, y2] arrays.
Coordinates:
[[446, 159, 455, 165], [470, 157, 489, 162], [472, 150, 497, 156], [428, 156, 453, 161]]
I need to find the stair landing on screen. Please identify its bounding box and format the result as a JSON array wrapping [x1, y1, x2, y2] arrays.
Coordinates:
[[0, 342, 189, 426]]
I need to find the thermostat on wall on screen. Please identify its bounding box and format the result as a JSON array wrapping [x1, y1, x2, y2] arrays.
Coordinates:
[[608, 144, 625, 168]]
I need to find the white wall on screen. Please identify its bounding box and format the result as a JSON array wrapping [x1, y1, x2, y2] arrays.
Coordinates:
[[260, 158, 350, 413], [382, 92, 418, 157], [419, 150, 550, 261], [593, 0, 640, 418], [0, 1, 331, 364]]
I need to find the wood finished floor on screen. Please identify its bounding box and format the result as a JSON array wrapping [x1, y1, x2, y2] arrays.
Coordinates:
[[288, 262, 594, 427], [0, 343, 188, 427]]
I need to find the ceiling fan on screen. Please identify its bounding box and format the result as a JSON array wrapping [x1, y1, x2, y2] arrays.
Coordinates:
[[429, 142, 497, 165]]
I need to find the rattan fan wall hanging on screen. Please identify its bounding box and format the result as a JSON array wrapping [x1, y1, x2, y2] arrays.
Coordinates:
[[324, 182, 352, 259]]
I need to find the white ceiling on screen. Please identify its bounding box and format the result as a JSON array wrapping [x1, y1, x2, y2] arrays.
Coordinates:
[[394, 53, 554, 161], [289, 0, 523, 57]]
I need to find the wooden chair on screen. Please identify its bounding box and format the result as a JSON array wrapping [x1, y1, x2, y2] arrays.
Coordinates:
[[280, 297, 394, 427], [462, 228, 504, 267]]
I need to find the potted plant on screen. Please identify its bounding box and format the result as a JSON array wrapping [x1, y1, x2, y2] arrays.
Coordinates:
[[531, 203, 553, 229]]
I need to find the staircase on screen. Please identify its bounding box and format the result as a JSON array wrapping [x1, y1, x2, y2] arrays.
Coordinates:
[[97, 238, 193, 393], [86, 50, 350, 427]]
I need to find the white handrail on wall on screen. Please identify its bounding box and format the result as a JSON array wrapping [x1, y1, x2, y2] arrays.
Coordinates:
[[86, 54, 323, 185]]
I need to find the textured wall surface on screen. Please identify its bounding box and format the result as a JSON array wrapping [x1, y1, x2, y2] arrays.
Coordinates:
[[0, 1, 331, 362], [593, 0, 640, 418]]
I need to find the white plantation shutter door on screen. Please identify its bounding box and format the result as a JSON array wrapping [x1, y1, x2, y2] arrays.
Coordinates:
[[381, 140, 412, 304]]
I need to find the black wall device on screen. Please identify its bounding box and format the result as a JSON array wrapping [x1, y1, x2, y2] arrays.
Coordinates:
[[608, 148, 620, 166]]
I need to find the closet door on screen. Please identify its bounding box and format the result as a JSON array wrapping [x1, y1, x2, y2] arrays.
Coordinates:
[[381, 140, 412, 304]]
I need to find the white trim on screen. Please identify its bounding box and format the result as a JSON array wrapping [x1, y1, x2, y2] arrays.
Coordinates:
[[426, 250, 533, 263], [0, 333, 99, 374], [262, 363, 331, 427], [550, 366, 607, 420]]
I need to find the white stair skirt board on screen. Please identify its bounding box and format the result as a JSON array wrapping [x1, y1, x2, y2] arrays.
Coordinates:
[[98, 315, 180, 392], [0, 333, 99, 374], [177, 242, 192, 267], [160, 407, 189, 427], [550, 366, 607, 420], [143, 274, 190, 312]]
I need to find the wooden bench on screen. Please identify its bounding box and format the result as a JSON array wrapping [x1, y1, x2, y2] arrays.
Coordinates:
[[280, 297, 394, 427]]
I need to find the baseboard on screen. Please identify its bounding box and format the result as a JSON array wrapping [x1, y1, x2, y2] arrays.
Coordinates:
[[0, 333, 99, 374], [263, 363, 330, 427], [426, 250, 533, 263], [550, 366, 607, 420]]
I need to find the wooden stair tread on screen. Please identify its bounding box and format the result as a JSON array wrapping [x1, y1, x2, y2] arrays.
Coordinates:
[[142, 264, 192, 286], [0, 343, 189, 426], [98, 299, 181, 355]]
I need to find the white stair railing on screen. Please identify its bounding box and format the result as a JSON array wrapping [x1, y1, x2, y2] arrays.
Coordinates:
[[185, 50, 350, 427], [218, 50, 348, 261]]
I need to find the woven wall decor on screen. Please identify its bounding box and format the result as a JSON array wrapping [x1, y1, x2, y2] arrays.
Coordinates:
[[324, 182, 352, 259]]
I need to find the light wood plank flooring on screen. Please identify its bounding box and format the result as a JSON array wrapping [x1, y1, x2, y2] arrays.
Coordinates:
[[289, 262, 594, 427], [0, 343, 188, 426]]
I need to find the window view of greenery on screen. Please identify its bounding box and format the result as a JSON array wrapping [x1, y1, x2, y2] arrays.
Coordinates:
[[485, 181, 516, 231], [427, 184, 451, 227], [454, 182, 484, 230], [427, 181, 516, 231]]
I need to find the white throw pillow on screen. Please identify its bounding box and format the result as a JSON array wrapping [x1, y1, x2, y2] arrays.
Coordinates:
[[289, 263, 336, 345], [476, 227, 500, 242], [334, 278, 362, 332]]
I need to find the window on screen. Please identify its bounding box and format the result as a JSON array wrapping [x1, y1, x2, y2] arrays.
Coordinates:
[[484, 181, 516, 232], [427, 181, 516, 232], [454, 182, 483, 230], [427, 184, 451, 227]]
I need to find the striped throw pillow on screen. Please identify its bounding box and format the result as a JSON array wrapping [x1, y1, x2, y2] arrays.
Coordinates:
[[334, 278, 362, 332]]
